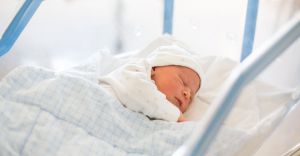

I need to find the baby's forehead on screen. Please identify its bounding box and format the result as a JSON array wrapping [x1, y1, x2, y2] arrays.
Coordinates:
[[154, 65, 201, 92], [160, 65, 193, 71], [176, 66, 199, 77], [155, 65, 200, 81], [178, 66, 201, 89], [158, 65, 199, 77]]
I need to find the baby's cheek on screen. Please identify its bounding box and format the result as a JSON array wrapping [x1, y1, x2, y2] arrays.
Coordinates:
[[167, 84, 180, 93], [158, 85, 175, 96]]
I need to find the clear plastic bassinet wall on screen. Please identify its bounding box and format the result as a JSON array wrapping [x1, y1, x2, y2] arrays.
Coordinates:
[[0, 0, 299, 155]]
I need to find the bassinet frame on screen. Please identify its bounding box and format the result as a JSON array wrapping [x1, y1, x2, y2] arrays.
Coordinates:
[[0, 1, 299, 156]]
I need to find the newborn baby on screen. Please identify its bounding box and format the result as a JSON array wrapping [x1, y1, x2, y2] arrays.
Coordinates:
[[151, 65, 200, 122], [99, 45, 204, 122]]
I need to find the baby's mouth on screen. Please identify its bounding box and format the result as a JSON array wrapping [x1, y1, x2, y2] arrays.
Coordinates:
[[175, 97, 182, 107]]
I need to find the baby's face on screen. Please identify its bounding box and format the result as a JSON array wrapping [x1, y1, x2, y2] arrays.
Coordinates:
[[151, 65, 201, 113]]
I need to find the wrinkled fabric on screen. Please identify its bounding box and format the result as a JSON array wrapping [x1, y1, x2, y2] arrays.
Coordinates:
[[0, 66, 250, 156]]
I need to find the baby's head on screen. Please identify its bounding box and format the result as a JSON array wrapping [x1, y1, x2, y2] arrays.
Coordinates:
[[147, 45, 204, 113], [151, 65, 201, 113]]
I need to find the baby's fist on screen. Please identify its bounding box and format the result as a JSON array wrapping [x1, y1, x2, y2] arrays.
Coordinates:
[[177, 113, 187, 122]]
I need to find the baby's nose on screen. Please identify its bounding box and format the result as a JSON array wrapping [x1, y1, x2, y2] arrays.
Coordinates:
[[183, 89, 191, 100]]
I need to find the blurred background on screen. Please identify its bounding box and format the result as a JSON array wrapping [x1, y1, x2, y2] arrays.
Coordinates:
[[0, 0, 299, 155]]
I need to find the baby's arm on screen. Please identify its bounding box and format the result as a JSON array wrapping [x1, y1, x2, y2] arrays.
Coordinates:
[[177, 113, 187, 122]]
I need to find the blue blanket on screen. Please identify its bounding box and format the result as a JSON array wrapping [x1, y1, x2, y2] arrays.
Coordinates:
[[0, 66, 249, 156]]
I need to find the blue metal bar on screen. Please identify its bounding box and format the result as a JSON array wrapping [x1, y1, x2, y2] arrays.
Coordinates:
[[0, 0, 43, 57], [163, 0, 174, 35], [173, 14, 300, 156], [240, 0, 259, 62]]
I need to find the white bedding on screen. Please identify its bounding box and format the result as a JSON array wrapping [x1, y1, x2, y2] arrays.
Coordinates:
[[0, 36, 297, 156]]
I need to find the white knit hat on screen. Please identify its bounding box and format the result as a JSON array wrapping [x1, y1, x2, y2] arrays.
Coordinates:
[[146, 44, 205, 93]]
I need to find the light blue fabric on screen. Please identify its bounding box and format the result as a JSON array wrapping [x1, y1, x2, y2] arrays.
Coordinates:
[[0, 66, 194, 156], [0, 66, 249, 156]]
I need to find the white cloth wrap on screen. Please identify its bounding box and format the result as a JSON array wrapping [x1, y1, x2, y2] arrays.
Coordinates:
[[99, 59, 181, 122]]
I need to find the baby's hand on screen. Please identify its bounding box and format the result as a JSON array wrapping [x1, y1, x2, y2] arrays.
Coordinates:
[[177, 113, 187, 122]]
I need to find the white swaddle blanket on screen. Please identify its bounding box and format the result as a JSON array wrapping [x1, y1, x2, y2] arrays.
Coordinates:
[[98, 59, 181, 122], [99, 44, 205, 122]]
